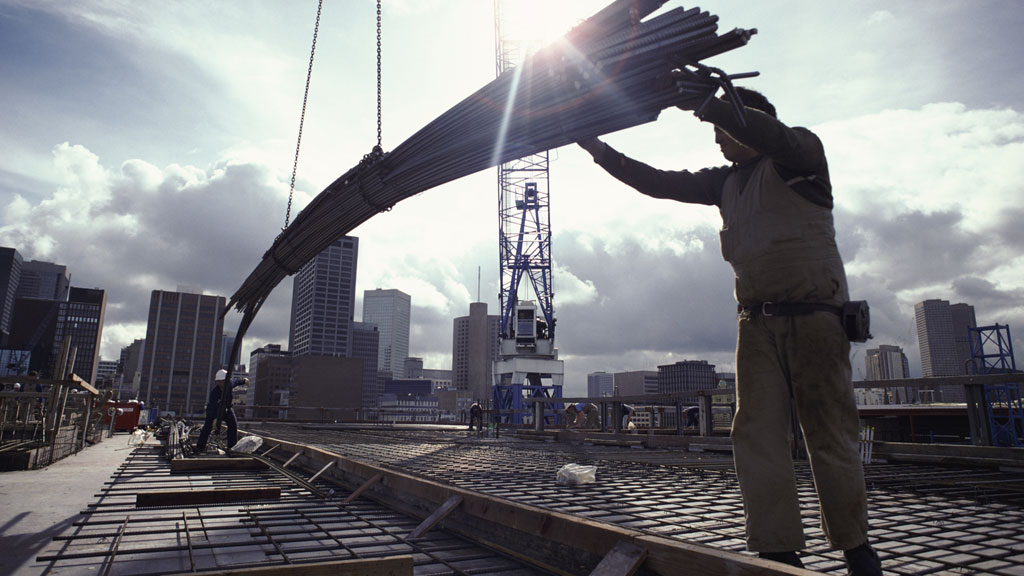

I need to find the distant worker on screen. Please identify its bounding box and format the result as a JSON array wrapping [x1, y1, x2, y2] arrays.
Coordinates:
[[621, 404, 636, 429], [684, 406, 700, 429], [195, 369, 240, 453], [468, 400, 483, 431], [578, 85, 880, 574], [565, 402, 599, 429]]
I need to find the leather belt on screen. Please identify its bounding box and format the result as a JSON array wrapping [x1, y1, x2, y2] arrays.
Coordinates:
[[738, 302, 843, 317]]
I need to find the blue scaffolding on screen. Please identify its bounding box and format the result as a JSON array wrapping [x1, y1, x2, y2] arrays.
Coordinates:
[[968, 324, 1024, 447]]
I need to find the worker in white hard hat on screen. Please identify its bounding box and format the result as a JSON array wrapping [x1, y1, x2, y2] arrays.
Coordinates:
[[195, 369, 239, 453]]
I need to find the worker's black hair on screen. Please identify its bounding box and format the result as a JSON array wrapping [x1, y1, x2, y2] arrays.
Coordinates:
[[728, 87, 777, 119]]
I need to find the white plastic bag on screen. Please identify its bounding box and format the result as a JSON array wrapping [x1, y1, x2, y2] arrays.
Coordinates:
[[556, 463, 597, 486], [231, 435, 263, 454]]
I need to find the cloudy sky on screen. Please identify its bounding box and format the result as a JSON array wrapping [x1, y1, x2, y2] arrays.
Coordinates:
[[2, 1, 1023, 394]]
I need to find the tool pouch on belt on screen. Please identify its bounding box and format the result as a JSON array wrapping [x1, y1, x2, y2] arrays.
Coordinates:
[[842, 300, 872, 342]]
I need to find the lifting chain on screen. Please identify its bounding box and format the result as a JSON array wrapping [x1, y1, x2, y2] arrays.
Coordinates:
[[375, 0, 383, 152], [284, 0, 324, 230]]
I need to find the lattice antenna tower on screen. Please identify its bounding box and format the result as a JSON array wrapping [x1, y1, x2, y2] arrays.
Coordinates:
[[494, 0, 555, 342]]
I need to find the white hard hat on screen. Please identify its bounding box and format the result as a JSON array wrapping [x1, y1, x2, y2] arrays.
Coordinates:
[[215, 369, 228, 381]]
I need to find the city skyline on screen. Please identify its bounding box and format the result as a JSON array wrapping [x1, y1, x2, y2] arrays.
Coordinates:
[[2, 2, 1023, 394]]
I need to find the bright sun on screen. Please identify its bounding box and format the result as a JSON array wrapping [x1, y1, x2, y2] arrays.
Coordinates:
[[497, 0, 598, 62]]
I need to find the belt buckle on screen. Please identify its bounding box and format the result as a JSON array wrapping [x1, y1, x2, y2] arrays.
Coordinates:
[[761, 302, 774, 317]]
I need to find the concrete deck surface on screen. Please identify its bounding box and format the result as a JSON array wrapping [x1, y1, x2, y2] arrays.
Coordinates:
[[0, 433, 137, 575]]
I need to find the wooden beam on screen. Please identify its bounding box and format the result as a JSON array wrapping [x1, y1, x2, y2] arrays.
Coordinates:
[[163, 555, 414, 576], [409, 495, 462, 539], [873, 441, 1024, 468], [590, 541, 647, 576], [342, 472, 382, 504], [170, 458, 268, 473], [137, 487, 280, 507]]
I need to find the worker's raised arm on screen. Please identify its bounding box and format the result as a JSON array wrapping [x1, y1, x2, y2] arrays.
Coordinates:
[[579, 138, 727, 207], [697, 97, 825, 174]]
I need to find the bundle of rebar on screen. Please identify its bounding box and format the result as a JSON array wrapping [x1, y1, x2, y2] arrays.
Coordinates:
[[222, 0, 757, 368]]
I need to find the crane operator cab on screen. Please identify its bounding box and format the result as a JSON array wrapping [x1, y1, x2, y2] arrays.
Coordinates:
[[516, 301, 548, 346]]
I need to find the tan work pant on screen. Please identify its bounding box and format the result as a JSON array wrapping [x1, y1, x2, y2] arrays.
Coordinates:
[[732, 310, 868, 552]]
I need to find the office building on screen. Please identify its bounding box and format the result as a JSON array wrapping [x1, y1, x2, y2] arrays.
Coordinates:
[[221, 332, 241, 369], [864, 344, 914, 404], [657, 360, 716, 395], [249, 344, 292, 419], [351, 321, 381, 415], [15, 260, 70, 301], [865, 345, 910, 381], [363, 288, 411, 378], [452, 302, 500, 401], [120, 339, 146, 399], [915, 299, 976, 402], [289, 237, 359, 358], [587, 371, 614, 397], [0, 247, 23, 340], [140, 289, 225, 415], [51, 287, 106, 384], [7, 298, 61, 376], [613, 370, 659, 396], [289, 355, 362, 421]]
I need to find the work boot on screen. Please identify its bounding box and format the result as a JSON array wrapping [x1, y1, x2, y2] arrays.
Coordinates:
[[759, 551, 804, 569], [844, 542, 882, 576]]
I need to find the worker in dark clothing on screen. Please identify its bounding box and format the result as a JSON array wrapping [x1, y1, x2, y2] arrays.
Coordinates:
[[578, 86, 880, 575], [683, 406, 700, 429], [195, 369, 238, 453], [565, 402, 599, 429], [468, 401, 483, 431]]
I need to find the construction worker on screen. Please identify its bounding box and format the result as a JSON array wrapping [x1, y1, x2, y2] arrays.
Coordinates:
[[578, 87, 881, 575], [621, 404, 636, 429], [468, 400, 483, 431], [565, 402, 599, 429], [195, 369, 238, 453]]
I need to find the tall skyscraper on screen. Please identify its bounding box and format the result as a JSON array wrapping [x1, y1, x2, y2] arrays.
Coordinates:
[[587, 371, 614, 397], [658, 360, 716, 394], [452, 302, 500, 401], [363, 288, 411, 378], [140, 289, 225, 415], [15, 260, 70, 301], [0, 246, 23, 340], [51, 287, 106, 384], [915, 299, 976, 402], [289, 236, 359, 357]]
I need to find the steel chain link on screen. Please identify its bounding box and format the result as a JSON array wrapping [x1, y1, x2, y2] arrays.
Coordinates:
[[285, 0, 324, 230]]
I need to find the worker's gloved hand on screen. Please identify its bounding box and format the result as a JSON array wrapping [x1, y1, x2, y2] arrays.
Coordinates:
[[660, 69, 718, 113], [577, 137, 605, 161]]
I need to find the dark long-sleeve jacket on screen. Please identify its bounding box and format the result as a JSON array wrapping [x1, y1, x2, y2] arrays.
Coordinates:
[[594, 98, 833, 211]]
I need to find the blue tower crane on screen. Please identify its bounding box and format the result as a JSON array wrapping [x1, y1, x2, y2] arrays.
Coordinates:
[[491, 0, 563, 427]]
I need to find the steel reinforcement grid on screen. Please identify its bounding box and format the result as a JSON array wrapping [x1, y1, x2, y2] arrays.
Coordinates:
[[247, 424, 1024, 576], [33, 442, 552, 575]]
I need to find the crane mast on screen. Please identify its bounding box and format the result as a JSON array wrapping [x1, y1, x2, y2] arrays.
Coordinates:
[[492, 0, 564, 427]]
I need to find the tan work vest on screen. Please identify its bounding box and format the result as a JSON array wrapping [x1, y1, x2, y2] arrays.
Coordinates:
[[719, 158, 849, 306]]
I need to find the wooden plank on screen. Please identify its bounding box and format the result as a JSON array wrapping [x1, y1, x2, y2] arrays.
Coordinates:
[[170, 458, 268, 473], [163, 555, 414, 576], [639, 534, 813, 576], [408, 495, 462, 539], [342, 472, 382, 504], [873, 441, 1024, 468], [137, 487, 280, 507], [590, 541, 646, 576]]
